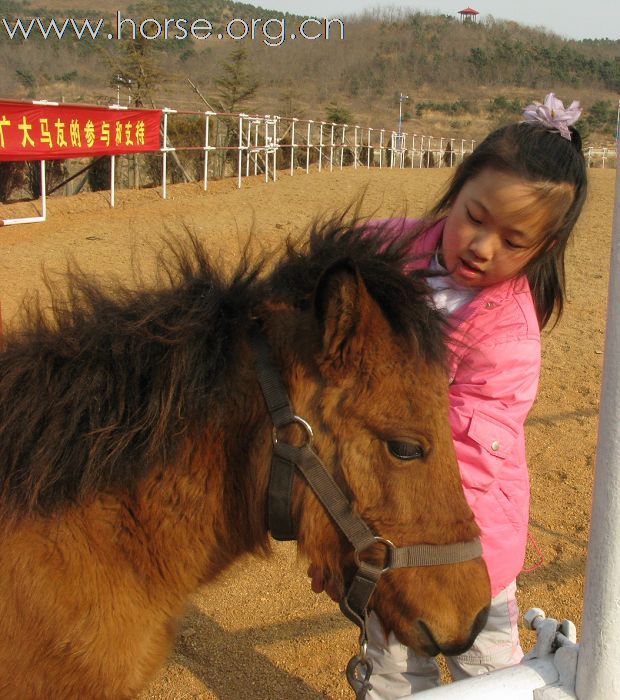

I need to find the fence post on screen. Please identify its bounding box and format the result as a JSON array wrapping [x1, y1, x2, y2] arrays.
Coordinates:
[[237, 114, 244, 188], [340, 125, 346, 170], [306, 120, 312, 174], [162, 109, 168, 200], [205, 113, 211, 188], [290, 118, 297, 176], [40, 161, 46, 219], [111, 155, 115, 207], [575, 145, 620, 699]]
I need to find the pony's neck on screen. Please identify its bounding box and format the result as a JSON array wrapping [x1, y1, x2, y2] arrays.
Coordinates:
[[124, 335, 274, 590]]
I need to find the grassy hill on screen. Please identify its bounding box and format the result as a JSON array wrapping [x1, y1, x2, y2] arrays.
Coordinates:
[[2, 2, 619, 144]]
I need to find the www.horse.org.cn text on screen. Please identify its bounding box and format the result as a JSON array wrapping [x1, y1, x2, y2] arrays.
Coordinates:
[[1, 13, 346, 46]]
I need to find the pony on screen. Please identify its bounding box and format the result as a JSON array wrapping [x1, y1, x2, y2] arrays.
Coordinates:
[[0, 215, 490, 698]]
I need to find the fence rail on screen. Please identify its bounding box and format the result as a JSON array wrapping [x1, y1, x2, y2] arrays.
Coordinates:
[[586, 146, 617, 168]]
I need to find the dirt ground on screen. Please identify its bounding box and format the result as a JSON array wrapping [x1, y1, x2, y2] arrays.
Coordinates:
[[0, 165, 615, 699]]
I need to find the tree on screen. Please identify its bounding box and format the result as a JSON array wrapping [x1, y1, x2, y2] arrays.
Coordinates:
[[211, 47, 259, 178], [214, 46, 259, 113], [325, 103, 354, 125]]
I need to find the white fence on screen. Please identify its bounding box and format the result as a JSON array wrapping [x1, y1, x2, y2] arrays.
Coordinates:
[[586, 146, 617, 168], [156, 108, 475, 200], [1, 102, 475, 226]]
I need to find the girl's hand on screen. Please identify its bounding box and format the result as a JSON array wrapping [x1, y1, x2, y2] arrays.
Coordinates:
[[307, 564, 342, 603]]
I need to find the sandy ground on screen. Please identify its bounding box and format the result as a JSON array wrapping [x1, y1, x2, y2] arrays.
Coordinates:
[[0, 165, 615, 698]]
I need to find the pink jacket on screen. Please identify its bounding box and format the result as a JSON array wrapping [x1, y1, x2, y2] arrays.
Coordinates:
[[383, 218, 541, 596]]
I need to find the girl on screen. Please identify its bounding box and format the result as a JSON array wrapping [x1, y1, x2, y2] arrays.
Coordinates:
[[310, 93, 588, 696]]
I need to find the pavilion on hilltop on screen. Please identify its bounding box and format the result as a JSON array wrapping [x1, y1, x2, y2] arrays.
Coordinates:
[[458, 7, 480, 22]]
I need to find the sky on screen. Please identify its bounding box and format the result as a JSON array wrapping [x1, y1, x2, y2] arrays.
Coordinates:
[[259, 0, 620, 41]]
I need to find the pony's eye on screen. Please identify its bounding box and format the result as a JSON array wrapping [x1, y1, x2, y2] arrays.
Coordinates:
[[387, 440, 425, 460]]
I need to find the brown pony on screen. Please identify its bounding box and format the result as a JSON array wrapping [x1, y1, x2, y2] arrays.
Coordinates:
[[0, 217, 490, 699]]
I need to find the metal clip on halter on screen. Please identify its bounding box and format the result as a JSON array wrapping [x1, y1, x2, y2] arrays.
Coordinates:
[[346, 629, 373, 700]]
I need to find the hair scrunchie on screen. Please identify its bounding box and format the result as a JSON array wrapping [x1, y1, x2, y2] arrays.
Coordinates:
[[523, 93, 582, 141]]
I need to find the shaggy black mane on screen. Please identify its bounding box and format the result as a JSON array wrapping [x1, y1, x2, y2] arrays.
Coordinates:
[[0, 216, 445, 517]]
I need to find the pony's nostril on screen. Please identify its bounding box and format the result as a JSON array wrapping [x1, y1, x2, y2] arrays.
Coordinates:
[[416, 620, 441, 657]]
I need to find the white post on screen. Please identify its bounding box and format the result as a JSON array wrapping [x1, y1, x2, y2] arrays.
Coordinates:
[[203, 113, 211, 191], [40, 160, 46, 219], [439, 137, 444, 167], [379, 130, 384, 169], [237, 114, 243, 189], [575, 142, 620, 700], [340, 126, 346, 170], [254, 120, 259, 176], [272, 117, 278, 182], [264, 116, 269, 183], [450, 138, 455, 167], [162, 110, 168, 200], [110, 155, 115, 207], [306, 121, 312, 174], [246, 119, 252, 178], [290, 119, 296, 177], [354, 126, 359, 169], [367, 128, 372, 168], [330, 123, 335, 172], [318, 122, 324, 173]]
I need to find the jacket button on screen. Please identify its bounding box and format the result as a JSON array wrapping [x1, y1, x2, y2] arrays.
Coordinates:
[[491, 440, 500, 451], [485, 301, 496, 309]]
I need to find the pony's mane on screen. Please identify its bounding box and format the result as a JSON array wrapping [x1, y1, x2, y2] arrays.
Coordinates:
[[0, 217, 445, 517]]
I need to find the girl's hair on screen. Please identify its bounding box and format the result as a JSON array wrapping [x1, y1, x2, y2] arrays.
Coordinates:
[[429, 122, 587, 328]]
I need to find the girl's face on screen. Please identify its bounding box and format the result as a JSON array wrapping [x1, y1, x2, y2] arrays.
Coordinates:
[[441, 168, 555, 288]]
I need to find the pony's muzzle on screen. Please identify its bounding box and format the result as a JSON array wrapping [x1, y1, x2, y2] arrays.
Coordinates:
[[417, 604, 490, 657]]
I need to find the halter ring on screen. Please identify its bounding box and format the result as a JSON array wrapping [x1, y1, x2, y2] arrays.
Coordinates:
[[272, 415, 314, 447], [354, 536, 396, 573]]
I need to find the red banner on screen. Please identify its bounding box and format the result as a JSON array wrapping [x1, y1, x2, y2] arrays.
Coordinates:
[[0, 100, 162, 161]]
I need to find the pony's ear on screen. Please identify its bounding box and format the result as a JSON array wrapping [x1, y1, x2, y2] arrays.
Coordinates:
[[313, 260, 378, 370]]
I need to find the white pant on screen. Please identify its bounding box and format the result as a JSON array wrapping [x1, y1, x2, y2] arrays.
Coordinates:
[[365, 580, 523, 698]]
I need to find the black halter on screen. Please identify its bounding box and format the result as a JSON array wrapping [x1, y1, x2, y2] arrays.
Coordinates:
[[250, 326, 482, 697]]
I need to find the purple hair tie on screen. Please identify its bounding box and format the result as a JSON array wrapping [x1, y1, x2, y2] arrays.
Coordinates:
[[523, 93, 582, 141]]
